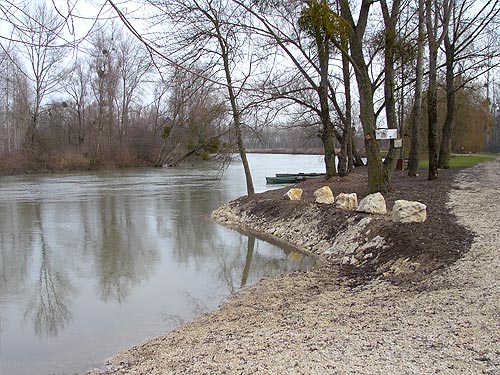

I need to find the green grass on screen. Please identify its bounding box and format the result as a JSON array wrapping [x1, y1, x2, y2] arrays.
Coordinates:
[[418, 153, 497, 169]]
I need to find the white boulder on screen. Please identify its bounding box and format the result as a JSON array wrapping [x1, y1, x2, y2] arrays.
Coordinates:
[[314, 186, 335, 204], [392, 200, 427, 223], [357, 192, 387, 215], [335, 193, 358, 210], [284, 188, 303, 201]]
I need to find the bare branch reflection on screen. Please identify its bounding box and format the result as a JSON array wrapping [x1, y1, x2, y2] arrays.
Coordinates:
[[23, 248, 74, 338], [213, 232, 315, 294], [22, 206, 75, 338], [241, 236, 255, 288], [94, 195, 159, 303], [161, 291, 211, 331]]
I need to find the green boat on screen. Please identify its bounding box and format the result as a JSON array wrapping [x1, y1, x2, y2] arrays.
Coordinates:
[[275, 173, 325, 178], [265, 176, 301, 184], [265, 173, 325, 184]]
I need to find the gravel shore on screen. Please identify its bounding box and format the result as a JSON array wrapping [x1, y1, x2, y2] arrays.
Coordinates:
[[87, 159, 500, 375]]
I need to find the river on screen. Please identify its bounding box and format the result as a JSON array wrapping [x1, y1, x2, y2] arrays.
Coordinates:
[[0, 153, 325, 375]]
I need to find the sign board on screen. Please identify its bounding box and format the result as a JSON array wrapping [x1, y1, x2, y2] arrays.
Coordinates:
[[394, 138, 403, 148], [375, 128, 398, 140]]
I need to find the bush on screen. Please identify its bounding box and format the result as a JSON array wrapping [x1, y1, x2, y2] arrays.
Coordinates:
[[49, 152, 91, 170]]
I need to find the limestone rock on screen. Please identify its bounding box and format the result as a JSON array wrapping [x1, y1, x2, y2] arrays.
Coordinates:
[[357, 192, 387, 214], [314, 186, 334, 204], [392, 200, 427, 223], [284, 188, 303, 201], [287, 251, 304, 261], [324, 217, 373, 256], [335, 193, 358, 210]]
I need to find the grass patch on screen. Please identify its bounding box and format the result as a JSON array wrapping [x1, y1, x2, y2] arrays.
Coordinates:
[[418, 153, 497, 169]]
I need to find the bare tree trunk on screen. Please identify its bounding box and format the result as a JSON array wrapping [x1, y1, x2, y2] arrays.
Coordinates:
[[427, 0, 453, 180], [427, 42, 439, 180], [338, 52, 352, 177], [337, 132, 347, 176], [426, 0, 447, 180], [340, 0, 389, 193], [381, 0, 400, 175], [154, 140, 170, 167], [357, 68, 388, 192], [26, 113, 38, 150], [408, 0, 425, 176], [334, 127, 364, 167], [341, 0, 396, 193], [347, 125, 354, 172], [233, 108, 255, 196], [318, 37, 337, 178], [438, 33, 455, 169], [215, 19, 255, 196]]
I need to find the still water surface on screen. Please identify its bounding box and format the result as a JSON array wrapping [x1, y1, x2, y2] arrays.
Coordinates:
[[0, 154, 324, 375]]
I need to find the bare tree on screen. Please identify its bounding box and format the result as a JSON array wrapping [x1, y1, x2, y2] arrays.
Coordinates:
[[156, 67, 229, 167], [408, 0, 426, 177], [0, 49, 30, 153], [114, 32, 153, 149], [233, 0, 358, 178], [63, 60, 91, 152], [339, 0, 400, 193], [13, 2, 68, 150], [150, 79, 175, 167], [425, 0, 453, 180], [87, 23, 120, 161], [438, 0, 500, 168], [297, 0, 349, 177], [140, 0, 256, 195]]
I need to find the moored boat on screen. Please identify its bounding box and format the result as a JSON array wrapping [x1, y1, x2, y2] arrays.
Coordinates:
[[275, 173, 325, 178], [265, 173, 325, 184], [265, 176, 300, 184]]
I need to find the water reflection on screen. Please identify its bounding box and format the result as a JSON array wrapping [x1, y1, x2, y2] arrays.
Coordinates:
[[23, 248, 74, 338], [213, 232, 313, 294], [92, 195, 159, 303], [0, 205, 34, 302], [241, 236, 255, 288]]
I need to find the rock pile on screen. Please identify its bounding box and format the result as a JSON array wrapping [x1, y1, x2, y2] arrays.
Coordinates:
[[392, 200, 427, 223], [283, 187, 426, 224], [335, 193, 358, 210], [212, 187, 428, 278], [283, 188, 303, 201], [357, 192, 387, 214], [313, 186, 334, 204]]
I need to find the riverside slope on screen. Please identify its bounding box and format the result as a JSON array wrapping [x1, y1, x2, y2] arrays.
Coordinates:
[[87, 160, 500, 375]]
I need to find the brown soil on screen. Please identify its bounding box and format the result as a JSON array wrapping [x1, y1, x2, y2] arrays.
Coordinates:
[[235, 166, 474, 286]]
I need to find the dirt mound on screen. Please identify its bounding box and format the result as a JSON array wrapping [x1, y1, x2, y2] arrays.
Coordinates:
[[221, 167, 473, 286]]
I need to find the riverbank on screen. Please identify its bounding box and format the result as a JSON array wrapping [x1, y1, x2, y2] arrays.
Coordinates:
[[86, 160, 500, 374], [0, 149, 325, 176], [246, 148, 325, 155], [212, 167, 472, 284], [0, 150, 153, 176]]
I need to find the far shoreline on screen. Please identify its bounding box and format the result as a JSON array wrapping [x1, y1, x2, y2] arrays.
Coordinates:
[[246, 148, 326, 155]]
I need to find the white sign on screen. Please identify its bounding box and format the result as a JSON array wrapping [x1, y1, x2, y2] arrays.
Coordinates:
[[375, 129, 398, 140]]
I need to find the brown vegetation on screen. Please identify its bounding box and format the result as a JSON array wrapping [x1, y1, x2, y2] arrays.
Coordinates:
[[404, 83, 491, 157]]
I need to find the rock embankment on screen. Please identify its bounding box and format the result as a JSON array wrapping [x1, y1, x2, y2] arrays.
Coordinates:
[[212, 198, 386, 271], [211, 188, 430, 281]]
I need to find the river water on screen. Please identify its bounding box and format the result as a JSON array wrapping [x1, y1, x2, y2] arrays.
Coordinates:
[[0, 154, 325, 375]]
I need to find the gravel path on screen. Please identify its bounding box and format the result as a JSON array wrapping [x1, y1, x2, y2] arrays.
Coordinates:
[[88, 160, 500, 375]]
